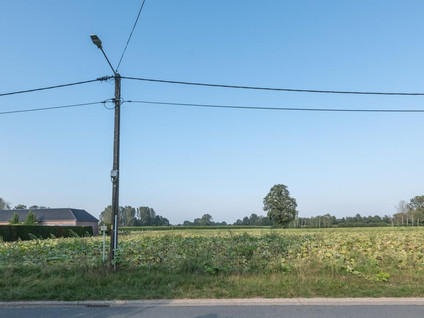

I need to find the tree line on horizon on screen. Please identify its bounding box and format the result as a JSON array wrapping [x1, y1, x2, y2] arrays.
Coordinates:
[[99, 205, 170, 227], [0, 200, 49, 211], [183, 194, 424, 228], [180, 212, 407, 228], [3, 190, 424, 228]]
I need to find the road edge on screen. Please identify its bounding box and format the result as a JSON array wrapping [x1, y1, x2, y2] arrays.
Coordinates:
[[2, 298, 424, 308]]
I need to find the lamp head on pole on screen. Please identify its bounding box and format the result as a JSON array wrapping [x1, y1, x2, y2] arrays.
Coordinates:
[[90, 34, 103, 49]]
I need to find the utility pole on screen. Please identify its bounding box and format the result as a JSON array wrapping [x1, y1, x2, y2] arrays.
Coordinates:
[[90, 34, 121, 270], [109, 73, 121, 270]]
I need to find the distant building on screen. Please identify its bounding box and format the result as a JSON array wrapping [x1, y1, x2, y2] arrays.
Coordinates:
[[0, 208, 99, 235]]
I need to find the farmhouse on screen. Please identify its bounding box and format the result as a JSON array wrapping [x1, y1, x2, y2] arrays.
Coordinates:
[[0, 208, 99, 235]]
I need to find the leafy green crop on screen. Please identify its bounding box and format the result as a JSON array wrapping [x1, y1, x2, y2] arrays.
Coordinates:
[[2, 228, 424, 281]]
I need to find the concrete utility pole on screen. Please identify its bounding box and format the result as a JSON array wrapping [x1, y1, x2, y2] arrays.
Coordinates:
[[90, 34, 121, 270]]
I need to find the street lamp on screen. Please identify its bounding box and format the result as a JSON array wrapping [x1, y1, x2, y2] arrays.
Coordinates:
[[90, 34, 116, 75], [90, 34, 121, 270], [90, 34, 102, 49]]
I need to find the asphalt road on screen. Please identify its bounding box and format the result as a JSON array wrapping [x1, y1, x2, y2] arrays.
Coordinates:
[[1, 298, 424, 318]]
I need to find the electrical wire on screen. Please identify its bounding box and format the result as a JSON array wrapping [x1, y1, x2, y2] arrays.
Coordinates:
[[2, 99, 423, 116], [116, 0, 147, 72], [122, 76, 424, 96], [0, 101, 107, 115], [126, 100, 424, 113], [103, 99, 117, 110], [0, 77, 112, 97]]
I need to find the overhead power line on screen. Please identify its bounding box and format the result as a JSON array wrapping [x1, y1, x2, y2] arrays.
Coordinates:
[[122, 76, 424, 96], [116, 0, 147, 72], [3, 99, 423, 116], [0, 76, 112, 98], [126, 100, 424, 113], [0, 101, 107, 115]]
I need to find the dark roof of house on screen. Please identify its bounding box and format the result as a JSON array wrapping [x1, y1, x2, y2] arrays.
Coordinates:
[[0, 208, 98, 223]]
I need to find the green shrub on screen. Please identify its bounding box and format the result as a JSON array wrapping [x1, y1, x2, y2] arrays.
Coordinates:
[[23, 211, 37, 225], [8, 212, 20, 225], [120, 225, 271, 232], [0, 225, 93, 242]]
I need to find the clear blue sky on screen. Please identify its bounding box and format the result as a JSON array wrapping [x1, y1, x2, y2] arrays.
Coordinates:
[[1, 0, 424, 224]]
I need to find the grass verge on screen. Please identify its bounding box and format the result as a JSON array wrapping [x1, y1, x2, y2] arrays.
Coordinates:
[[1, 265, 424, 300]]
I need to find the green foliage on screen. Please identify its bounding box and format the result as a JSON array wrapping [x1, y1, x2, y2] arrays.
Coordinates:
[[137, 206, 155, 225], [23, 211, 37, 225], [374, 273, 390, 282], [121, 225, 270, 231], [8, 212, 20, 225], [99, 205, 112, 226], [27, 233, 40, 240], [409, 195, 424, 210], [392, 195, 424, 226], [233, 213, 273, 226], [3, 227, 424, 279], [263, 184, 297, 227], [297, 213, 395, 228], [334, 222, 389, 228], [100, 205, 169, 227], [137, 207, 169, 226], [121, 206, 136, 226], [195, 214, 213, 226], [0, 225, 93, 242], [409, 195, 424, 224], [2, 228, 424, 300], [28, 205, 48, 210], [13, 204, 27, 209], [184, 214, 228, 226], [0, 230, 304, 273]]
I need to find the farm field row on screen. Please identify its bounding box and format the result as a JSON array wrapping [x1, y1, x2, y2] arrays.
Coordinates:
[[1, 227, 424, 300]]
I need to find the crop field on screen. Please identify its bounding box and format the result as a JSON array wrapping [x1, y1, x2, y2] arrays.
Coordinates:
[[1, 227, 424, 300]]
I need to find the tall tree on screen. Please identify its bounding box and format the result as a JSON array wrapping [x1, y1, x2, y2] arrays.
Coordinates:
[[194, 214, 213, 226], [101, 205, 169, 227], [409, 195, 424, 226], [234, 219, 243, 225], [249, 213, 259, 225], [263, 184, 298, 227], [120, 206, 136, 226], [242, 216, 251, 225], [152, 215, 170, 226], [0, 197, 10, 210], [100, 205, 113, 226], [259, 215, 273, 226], [395, 200, 408, 226], [137, 207, 156, 226]]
